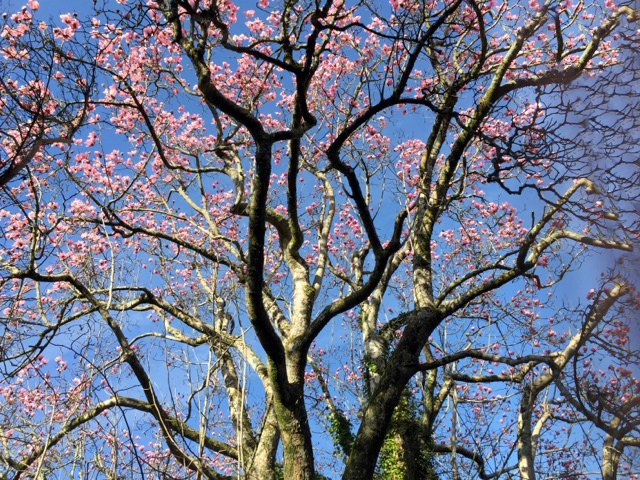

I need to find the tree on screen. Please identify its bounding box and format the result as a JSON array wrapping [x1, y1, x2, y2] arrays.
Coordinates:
[[0, 4, 94, 189], [0, 0, 639, 478]]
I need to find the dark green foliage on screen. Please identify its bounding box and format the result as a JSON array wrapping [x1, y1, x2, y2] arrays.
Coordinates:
[[328, 410, 355, 459]]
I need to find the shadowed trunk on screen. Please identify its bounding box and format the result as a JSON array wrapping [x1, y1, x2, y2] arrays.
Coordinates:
[[343, 309, 440, 479], [271, 354, 315, 480]]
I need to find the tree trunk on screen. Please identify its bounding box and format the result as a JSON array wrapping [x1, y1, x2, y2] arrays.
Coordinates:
[[517, 385, 536, 480], [245, 403, 279, 480], [344, 308, 440, 479], [271, 356, 315, 480], [602, 434, 622, 480], [343, 372, 412, 479], [362, 303, 386, 393]]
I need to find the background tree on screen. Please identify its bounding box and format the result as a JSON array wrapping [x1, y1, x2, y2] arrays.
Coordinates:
[[0, 5, 94, 188], [0, 0, 638, 479]]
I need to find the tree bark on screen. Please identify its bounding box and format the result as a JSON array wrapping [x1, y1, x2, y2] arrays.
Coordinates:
[[517, 385, 537, 480], [246, 403, 280, 480], [271, 354, 315, 480], [602, 434, 622, 480], [343, 308, 440, 479]]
